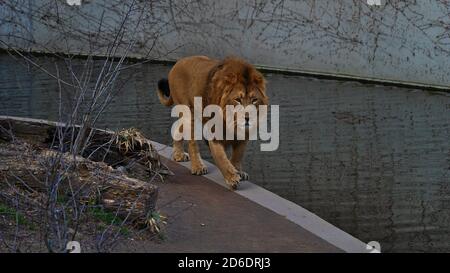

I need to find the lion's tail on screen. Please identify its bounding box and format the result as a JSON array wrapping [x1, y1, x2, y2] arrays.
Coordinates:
[[156, 78, 173, 106]]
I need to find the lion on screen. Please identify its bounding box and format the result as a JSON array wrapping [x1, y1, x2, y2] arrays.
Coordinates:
[[156, 56, 268, 189]]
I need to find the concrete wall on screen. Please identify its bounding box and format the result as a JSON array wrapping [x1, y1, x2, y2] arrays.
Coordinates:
[[1, 0, 450, 88]]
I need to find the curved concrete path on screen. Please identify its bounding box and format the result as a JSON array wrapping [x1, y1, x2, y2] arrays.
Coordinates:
[[132, 142, 369, 253], [128, 159, 341, 252]]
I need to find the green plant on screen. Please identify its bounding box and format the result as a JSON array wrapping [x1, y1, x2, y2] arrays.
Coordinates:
[[146, 211, 167, 234], [0, 203, 29, 226], [88, 207, 121, 225], [88, 207, 130, 236]]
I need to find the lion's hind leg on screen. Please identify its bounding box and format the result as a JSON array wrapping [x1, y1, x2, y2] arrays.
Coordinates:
[[188, 115, 207, 175], [171, 116, 189, 162]]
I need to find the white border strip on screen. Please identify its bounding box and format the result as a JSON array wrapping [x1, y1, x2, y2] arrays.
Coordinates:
[[151, 141, 370, 253]]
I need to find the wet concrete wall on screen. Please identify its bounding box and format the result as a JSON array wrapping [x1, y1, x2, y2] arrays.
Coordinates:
[[1, 0, 450, 87]]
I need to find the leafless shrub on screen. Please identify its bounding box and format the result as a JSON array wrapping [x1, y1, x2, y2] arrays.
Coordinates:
[[0, 0, 167, 253]]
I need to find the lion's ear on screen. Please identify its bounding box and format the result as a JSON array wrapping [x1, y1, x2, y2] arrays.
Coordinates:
[[223, 72, 237, 86], [252, 71, 267, 97], [251, 71, 266, 88]]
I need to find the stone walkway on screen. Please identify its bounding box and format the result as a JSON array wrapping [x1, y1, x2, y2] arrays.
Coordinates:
[[125, 159, 342, 252]]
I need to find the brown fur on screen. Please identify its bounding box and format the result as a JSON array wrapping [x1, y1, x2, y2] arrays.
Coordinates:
[[157, 55, 268, 189]]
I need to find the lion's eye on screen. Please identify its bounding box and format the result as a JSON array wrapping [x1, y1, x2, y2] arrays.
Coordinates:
[[251, 98, 258, 104], [234, 98, 242, 104]]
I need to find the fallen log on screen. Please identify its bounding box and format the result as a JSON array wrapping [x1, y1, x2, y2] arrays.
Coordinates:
[[0, 115, 162, 225], [0, 116, 165, 180]]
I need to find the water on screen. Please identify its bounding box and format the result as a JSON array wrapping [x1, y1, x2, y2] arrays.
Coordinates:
[[0, 53, 449, 252]]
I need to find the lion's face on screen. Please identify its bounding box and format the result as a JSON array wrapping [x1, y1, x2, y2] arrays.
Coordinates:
[[208, 57, 268, 138], [224, 82, 267, 133]]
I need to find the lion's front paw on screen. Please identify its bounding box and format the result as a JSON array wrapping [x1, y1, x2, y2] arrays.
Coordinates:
[[173, 152, 189, 162], [191, 163, 208, 175], [238, 171, 249, 181], [225, 172, 241, 190]]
